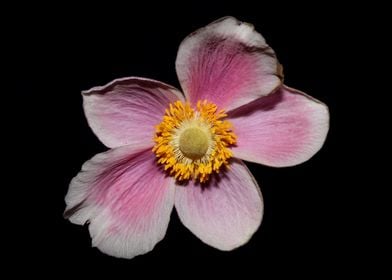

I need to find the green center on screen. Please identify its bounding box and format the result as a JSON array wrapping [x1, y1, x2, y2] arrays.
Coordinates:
[[179, 128, 209, 160]]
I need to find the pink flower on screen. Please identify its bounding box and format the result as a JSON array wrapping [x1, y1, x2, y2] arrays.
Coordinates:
[[64, 17, 329, 259]]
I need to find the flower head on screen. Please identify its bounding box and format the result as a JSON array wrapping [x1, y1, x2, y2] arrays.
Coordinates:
[[64, 17, 329, 259]]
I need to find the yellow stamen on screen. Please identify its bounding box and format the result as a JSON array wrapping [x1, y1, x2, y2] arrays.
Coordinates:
[[152, 100, 237, 183]]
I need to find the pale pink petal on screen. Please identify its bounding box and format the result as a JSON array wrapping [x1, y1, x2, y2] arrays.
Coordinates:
[[229, 85, 329, 167], [83, 77, 184, 148], [174, 159, 263, 250], [176, 16, 282, 111], [64, 146, 175, 259]]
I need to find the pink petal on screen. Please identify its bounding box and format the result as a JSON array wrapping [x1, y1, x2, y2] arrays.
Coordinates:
[[174, 159, 263, 251], [229, 85, 329, 167], [176, 16, 282, 111], [64, 146, 175, 259], [83, 77, 184, 148]]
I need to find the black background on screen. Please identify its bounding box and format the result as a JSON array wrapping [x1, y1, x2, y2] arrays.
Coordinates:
[[9, 2, 361, 277]]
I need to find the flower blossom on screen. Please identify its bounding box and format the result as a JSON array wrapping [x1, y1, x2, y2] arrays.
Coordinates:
[[64, 17, 329, 259]]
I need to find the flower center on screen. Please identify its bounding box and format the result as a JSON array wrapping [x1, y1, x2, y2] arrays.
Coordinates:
[[152, 100, 237, 182], [179, 128, 209, 160]]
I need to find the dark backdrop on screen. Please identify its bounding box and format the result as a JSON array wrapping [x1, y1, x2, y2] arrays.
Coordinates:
[[10, 2, 353, 277]]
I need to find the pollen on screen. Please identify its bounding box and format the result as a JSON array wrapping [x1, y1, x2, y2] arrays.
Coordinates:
[[152, 100, 237, 183]]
